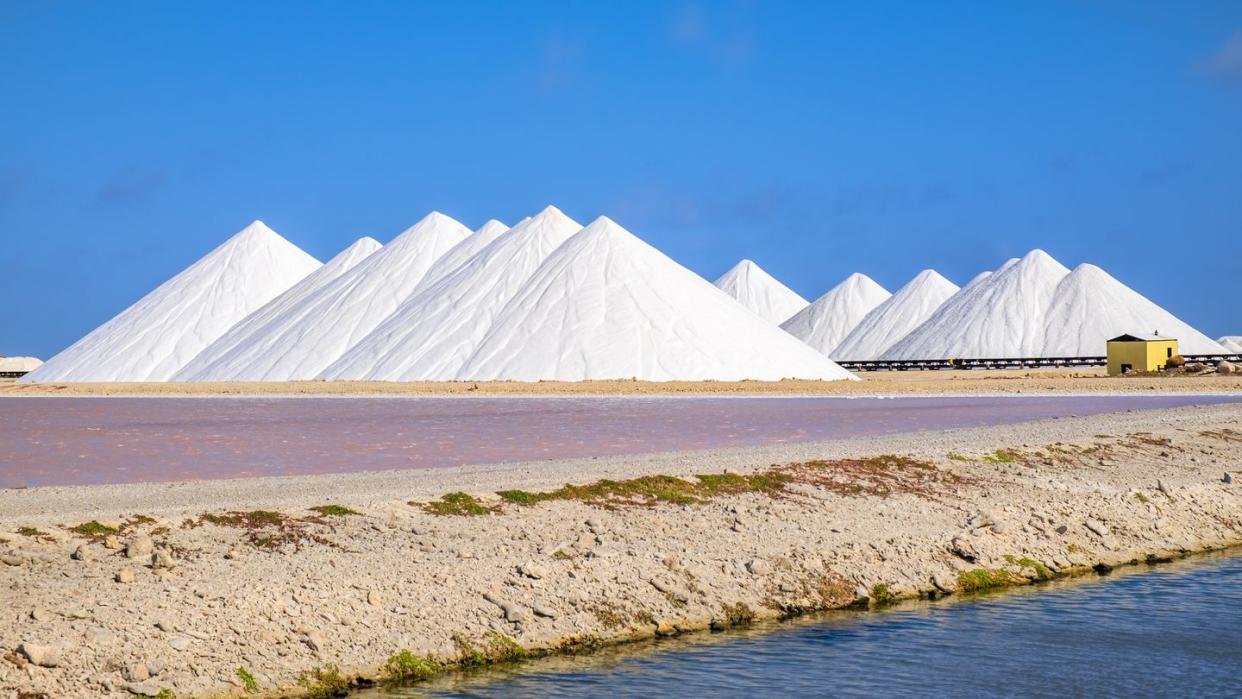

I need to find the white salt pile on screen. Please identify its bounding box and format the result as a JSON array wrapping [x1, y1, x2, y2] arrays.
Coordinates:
[[412, 219, 511, 293], [882, 250, 1070, 360], [833, 270, 960, 360], [781, 274, 891, 357], [22, 221, 321, 382], [456, 217, 857, 381], [323, 207, 582, 381], [187, 212, 471, 381], [0, 356, 42, 373], [1041, 264, 1225, 356], [1220, 337, 1242, 353], [175, 237, 382, 381], [713, 259, 809, 324]]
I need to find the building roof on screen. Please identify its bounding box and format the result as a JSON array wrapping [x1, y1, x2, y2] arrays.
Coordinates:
[[1107, 333, 1177, 343]]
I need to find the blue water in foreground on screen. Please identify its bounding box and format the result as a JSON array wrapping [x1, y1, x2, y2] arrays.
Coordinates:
[[369, 552, 1242, 698]]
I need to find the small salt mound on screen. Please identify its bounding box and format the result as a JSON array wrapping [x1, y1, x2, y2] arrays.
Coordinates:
[[0, 356, 42, 372], [713, 259, 809, 324], [22, 221, 320, 382], [323, 206, 582, 381], [1220, 336, 1242, 353], [187, 212, 471, 381], [882, 250, 1070, 360], [176, 236, 382, 381], [833, 270, 960, 360], [457, 216, 856, 381], [1042, 264, 1226, 356], [781, 273, 891, 357]]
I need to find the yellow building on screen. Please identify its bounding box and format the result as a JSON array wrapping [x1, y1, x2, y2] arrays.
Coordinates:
[[1106, 333, 1179, 375]]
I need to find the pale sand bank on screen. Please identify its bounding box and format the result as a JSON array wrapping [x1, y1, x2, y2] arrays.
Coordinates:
[[1, 403, 1240, 697], [4, 368, 1242, 397]]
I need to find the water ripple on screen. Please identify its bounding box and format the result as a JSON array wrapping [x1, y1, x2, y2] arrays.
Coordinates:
[[369, 553, 1242, 698]]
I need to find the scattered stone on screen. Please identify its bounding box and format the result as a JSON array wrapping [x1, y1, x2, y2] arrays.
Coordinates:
[[1054, 524, 1069, 535], [367, 590, 383, 607], [116, 567, 136, 584], [125, 535, 153, 559], [72, 544, 92, 561], [1224, 472, 1234, 484], [1216, 360, 1238, 375], [745, 558, 770, 575], [87, 628, 119, 645], [518, 562, 546, 579], [155, 619, 174, 632], [305, 631, 326, 651], [2, 553, 23, 567], [950, 536, 978, 562], [17, 643, 60, 668], [1084, 519, 1110, 538], [103, 535, 122, 550], [932, 572, 957, 593], [225, 547, 243, 560], [123, 664, 150, 682], [152, 550, 176, 570], [147, 658, 166, 676], [168, 636, 192, 651], [30, 607, 50, 622], [532, 604, 557, 619], [126, 680, 164, 696]]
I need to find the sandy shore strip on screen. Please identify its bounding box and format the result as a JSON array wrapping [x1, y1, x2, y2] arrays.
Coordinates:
[[4, 368, 1242, 397], [2, 403, 1241, 697]]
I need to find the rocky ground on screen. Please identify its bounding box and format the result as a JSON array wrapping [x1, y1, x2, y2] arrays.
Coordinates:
[[2, 403, 1241, 698], [3, 366, 1242, 397]]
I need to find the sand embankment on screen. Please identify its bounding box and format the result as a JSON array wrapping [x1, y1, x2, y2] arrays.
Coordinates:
[[2, 403, 1241, 697], [3, 368, 1242, 397]]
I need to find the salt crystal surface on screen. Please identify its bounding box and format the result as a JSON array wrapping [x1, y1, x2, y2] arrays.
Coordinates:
[[713, 259, 809, 324], [881, 250, 1070, 360], [1220, 336, 1242, 353], [322, 207, 582, 380], [187, 212, 470, 381], [457, 217, 857, 381], [413, 219, 510, 293], [1041, 264, 1226, 356], [781, 273, 891, 357], [22, 221, 320, 382], [176, 236, 382, 381], [833, 270, 959, 360]]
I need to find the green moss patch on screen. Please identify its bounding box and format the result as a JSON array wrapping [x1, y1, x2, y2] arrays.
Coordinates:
[[416, 492, 498, 516], [309, 504, 359, 517], [956, 567, 1025, 594]]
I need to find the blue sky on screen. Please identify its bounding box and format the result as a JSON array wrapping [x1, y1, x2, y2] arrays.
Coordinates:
[[2, 1, 1241, 358]]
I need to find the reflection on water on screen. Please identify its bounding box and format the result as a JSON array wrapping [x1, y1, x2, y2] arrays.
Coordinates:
[[366, 552, 1242, 698]]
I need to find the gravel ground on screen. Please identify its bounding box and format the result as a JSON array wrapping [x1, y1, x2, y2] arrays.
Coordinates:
[[2, 403, 1240, 698]]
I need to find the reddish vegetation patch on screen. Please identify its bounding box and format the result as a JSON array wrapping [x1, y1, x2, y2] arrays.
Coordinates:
[[776, 455, 973, 499]]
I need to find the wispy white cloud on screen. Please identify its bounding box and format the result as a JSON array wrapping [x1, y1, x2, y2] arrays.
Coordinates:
[[667, 0, 756, 67], [1202, 30, 1242, 86]]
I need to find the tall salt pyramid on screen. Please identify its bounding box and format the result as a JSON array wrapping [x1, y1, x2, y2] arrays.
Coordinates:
[[324, 207, 582, 380], [781, 273, 891, 357], [713, 259, 809, 324], [457, 217, 857, 381], [834, 270, 959, 360], [188, 212, 471, 381], [1041, 264, 1226, 356], [22, 221, 320, 382], [176, 236, 382, 381], [882, 249, 1070, 360]]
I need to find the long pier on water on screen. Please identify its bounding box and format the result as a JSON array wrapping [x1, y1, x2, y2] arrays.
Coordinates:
[[836, 353, 1242, 372]]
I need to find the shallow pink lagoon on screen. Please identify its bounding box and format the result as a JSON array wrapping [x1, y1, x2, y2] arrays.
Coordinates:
[[2, 395, 1238, 488]]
